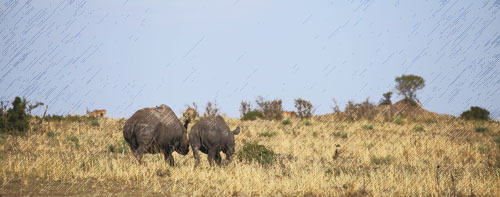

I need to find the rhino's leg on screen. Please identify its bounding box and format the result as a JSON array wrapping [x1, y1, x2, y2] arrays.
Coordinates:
[[192, 146, 201, 166], [215, 152, 223, 166], [207, 149, 217, 166], [133, 146, 145, 165], [164, 149, 174, 167]]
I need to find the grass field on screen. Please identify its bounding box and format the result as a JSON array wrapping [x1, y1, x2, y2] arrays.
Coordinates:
[[1, 115, 500, 196]]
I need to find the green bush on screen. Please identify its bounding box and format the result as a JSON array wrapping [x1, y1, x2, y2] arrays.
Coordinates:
[[371, 155, 392, 165], [475, 126, 489, 132], [259, 131, 277, 137], [304, 120, 312, 126], [91, 119, 100, 127], [413, 125, 425, 132], [108, 144, 116, 153], [460, 106, 490, 121], [281, 119, 291, 125], [0, 97, 30, 135], [117, 139, 130, 154], [241, 110, 264, 121], [237, 142, 275, 166], [394, 117, 404, 125], [362, 124, 374, 130], [46, 131, 57, 137], [66, 136, 80, 148], [477, 145, 491, 154]]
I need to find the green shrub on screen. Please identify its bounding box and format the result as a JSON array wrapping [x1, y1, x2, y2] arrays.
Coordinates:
[[477, 145, 491, 154], [241, 110, 264, 121], [237, 142, 275, 166], [304, 121, 312, 126], [259, 131, 277, 137], [46, 131, 56, 137], [108, 144, 116, 153], [460, 106, 490, 121], [371, 155, 392, 165], [91, 119, 100, 127], [0, 97, 30, 135], [394, 117, 404, 125], [475, 126, 489, 132], [413, 125, 425, 132], [333, 131, 348, 139], [281, 119, 291, 125], [362, 124, 374, 130], [66, 136, 80, 148], [117, 139, 130, 154], [425, 119, 437, 124]]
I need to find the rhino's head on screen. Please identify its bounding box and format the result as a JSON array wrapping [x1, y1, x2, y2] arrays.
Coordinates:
[[223, 126, 240, 162], [179, 133, 190, 155], [176, 122, 190, 155]]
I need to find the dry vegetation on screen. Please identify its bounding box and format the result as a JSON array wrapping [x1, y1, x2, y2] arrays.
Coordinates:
[[1, 112, 500, 196]]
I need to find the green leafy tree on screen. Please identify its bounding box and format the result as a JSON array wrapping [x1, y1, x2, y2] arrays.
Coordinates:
[[1, 97, 30, 134], [395, 74, 425, 103], [379, 91, 393, 105], [0, 101, 7, 132]]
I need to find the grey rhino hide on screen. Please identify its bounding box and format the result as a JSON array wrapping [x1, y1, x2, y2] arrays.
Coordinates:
[[123, 105, 190, 166], [189, 115, 240, 166]]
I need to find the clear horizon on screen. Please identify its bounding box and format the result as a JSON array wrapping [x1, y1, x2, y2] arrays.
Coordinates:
[[1, 1, 499, 119]]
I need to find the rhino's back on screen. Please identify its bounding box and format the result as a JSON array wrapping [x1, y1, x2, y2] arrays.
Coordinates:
[[190, 115, 230, 146], [123, 105, 182, 147]]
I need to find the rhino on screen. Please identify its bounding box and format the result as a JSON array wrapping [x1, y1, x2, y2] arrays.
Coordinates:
[[123, 105, 190, 166], [189, 115, 240, 166]]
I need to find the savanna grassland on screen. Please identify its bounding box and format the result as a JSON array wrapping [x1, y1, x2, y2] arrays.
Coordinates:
[[1, 113, 500, 196]]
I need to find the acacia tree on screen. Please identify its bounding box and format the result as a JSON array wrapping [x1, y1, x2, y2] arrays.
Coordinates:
[[395, 74, 425, 103]]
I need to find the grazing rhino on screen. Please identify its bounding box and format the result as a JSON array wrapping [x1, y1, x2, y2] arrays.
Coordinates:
[[123, 105, 190, 166], [189, 115, 240, 166]]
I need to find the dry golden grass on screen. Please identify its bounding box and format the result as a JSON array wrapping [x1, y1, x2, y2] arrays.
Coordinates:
[[1, 116, 500, 196]]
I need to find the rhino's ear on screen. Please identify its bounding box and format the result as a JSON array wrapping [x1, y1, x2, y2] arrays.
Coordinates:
[[233, 126, 240, 135]]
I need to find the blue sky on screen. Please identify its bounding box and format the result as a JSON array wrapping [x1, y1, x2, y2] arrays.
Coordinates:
[[1, 0, 499, 118]]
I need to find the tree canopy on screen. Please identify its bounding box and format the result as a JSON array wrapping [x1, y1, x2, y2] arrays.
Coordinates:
[[395, 74, 425, 102]]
